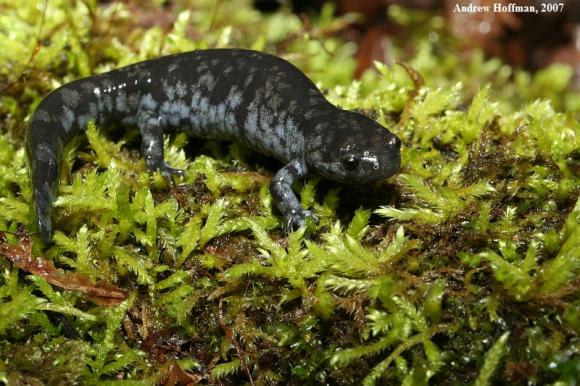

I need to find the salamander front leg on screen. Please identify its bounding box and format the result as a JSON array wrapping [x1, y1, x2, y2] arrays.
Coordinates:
[[270, 159, 318, 232], [137, 110, 184, 180]]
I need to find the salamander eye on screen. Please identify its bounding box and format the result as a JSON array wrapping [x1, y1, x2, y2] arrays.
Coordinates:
[[342, 154, 359, 170]]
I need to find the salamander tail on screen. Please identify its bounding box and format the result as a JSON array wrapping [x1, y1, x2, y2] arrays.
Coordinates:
[[33, 186, 54, 244], [27, 121, 62, 244]]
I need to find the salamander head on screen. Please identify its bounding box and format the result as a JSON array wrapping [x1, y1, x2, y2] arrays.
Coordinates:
[[305, 110, 401, 184]]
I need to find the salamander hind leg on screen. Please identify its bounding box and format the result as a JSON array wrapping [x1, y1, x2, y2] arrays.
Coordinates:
[[136, 110, 184, 180]]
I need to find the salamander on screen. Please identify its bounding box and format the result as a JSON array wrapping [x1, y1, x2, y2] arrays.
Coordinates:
[[27, 48, 401, 243]]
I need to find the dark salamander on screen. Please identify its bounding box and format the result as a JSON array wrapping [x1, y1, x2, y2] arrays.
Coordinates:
[[27, 49, 401, 243]]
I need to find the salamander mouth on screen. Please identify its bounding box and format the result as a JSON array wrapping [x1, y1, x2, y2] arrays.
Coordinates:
[[354, 151, 401, 183], [316, 160, 400, 184]]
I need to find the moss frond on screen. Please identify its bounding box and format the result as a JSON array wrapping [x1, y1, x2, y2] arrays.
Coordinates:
[[209, 359, 241, 381], [539, 197, 580, 294], [474, 332, 510, 386], [0, 281, 45, 335], [376, 174, 495, 225]]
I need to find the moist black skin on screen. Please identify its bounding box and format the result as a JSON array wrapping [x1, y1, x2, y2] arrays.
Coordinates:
[[27, 49, 401, 243]]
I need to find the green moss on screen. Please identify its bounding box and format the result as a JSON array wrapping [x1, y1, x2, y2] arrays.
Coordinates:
[[0, 0, 579, 384], [474, 332, 510, 386]]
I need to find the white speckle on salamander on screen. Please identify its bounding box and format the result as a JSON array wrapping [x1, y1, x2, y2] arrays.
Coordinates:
[[160, 100, 191, 127], [217, 102, 225, 117], [304, 109, 316, 120], [62, 107, 75, 132], [198, 73, 216, 90], [160, 101, 171, 114], [244, 74, 254, 87], [259, 106, 274, 131], [77, 114, 89, 128], [207, 104, 216, 124], [116, 91, 128, 112], [310, 134, 323, 149], [141, 93, 158, 110], [190, 89, 201, 107], [103, 95, 113, 112], [176, 101, 190, 119], [189, 114, 200, 130], [89, 103, 98, 119], [176, 81, 187, 98], [34, 109, 50, 122], [61, 88, 80, 108], [197, 61, 209, 73], [274, 123, 284, 140], [216, 103, 226, 128], [199, 96, 209, 114], [160, 101, 172, 125], [225, 113, 235, 130], [244, 108, 259, 136], [164, 82, 176, 100], [226, 86, 243, 109]]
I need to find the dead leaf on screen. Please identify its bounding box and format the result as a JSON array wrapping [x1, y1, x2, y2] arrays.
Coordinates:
[[0, 232, 127, 306]]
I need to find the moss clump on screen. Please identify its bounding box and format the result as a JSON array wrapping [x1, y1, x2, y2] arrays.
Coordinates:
[[0, 1, 579, 384]]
